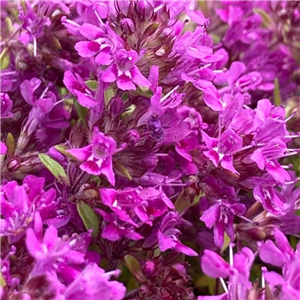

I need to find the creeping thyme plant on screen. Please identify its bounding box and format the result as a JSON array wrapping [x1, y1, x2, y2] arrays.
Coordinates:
[[1, 1, 300, 299]]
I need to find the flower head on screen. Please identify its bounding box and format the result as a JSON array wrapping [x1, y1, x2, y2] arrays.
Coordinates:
[[67, 127, 117, 185]]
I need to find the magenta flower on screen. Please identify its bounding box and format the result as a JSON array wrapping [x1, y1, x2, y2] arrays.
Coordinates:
[[64, 263, 126, 300], [75, 23, 119, 65], [202, 128, 243, 174], [259, 229, 300, 299], [101, 49, 151, 91], [1, 175, 57, 243], [67, 127, 117, 185], [156, 212, 198, 256], [200, 198, 246, 248], [200, 246, 255, 300], [63, 71, 98, 108]]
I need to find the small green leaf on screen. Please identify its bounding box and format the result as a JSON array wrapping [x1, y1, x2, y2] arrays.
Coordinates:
[[0, 273, 6, 287], [221, 232, 231, 253], [21, 0, 27, 12], [174, 190, 191, 214], [77, 201, 99, 238], [74, 101, 88, 126], [273, 78, 282, 107], [114, 162, 132, 181], [143, 23, 159, 37], [0, 48, 10, 70], [54, 145, 79, 161], [135, 87, 153, 98], [86, 80, 98, 91], [6, 133, 15, 157], [253, 8, 273, 29], [124, 255, 147, 283], [104, 87, 115, 105], [198, 1, 208, 15], [38, 153, 69, 185]]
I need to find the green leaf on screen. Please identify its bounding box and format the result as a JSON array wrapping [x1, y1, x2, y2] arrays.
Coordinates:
[[124, 255, 147, 283], [273, 78, 282, 107], [104, 87, 115, 105], [174, 190, 191, 214], [253, 8, 273, 29], [38, 153, 69, 185], [54, 145, 79, 161], [221, 232, 231, 253], [6, 133, 15, 157], [74, 101, 88, 126], [114, 162, 132, 181], [77, 201, 99, 238], [135, 87, 153, 98], [86, 80, 98, 91], [0, 48, 10, 70], [0, 273, 6, 287]]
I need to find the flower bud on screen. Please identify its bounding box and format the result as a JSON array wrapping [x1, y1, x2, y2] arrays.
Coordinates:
[[107, 97, 124, 118], [124, 129, 140, 146], [136, 0, 154, 22], [143, 260, 155, 277], [120, 18, 135, 35]]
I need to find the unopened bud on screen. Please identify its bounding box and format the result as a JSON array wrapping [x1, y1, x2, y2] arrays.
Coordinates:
[[120, 18, 135, 35], [124, 130, 140, 146], [107, 97, 124, 118], [136, 0, 154, 22], [7, 158, 19, 171], [143, 260, 155, 277]]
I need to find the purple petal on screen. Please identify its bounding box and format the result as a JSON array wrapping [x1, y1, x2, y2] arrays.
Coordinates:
[[264, 271, 284, 286], [203, 150, 220, 167], [220, 155, 238, 174], [157, 231, 177, 252], [219, 129, 243, 154], [101, 64, 118, 83], [186, 9, 208, 25], [273, 228, 293, 257], [75, 41, 100, 57], [201, 131, 218, 149], [124, 230, 144, 241], [201, 249, 230, 278], [26, 228, 45, 259], [175, 242, 198, 256], [102, 223, 122, 241], [202, 88, 223, 111], [116, 75, 136, 91], [131, 65, 151, 88], [43, 225, 58, 250], [251, 148, 266, 170], [99, 188, 116, 207], [80, 160, 102, 176], [74, 90, 98, 108], [200, 204, 220, 228], [95, 48, 112, 65], [67, 145, 92, 161], [214, 223, 225, 249], [259, 240, 286, 267], [266, 160, 291, 184], [79, 23, 104, 40], [63, 71, 85, 95], [99, 157, 115, 186], [227, 62, 246, 86]]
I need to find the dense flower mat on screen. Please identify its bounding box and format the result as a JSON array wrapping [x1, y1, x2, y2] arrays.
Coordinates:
[[1, 1, 300, 299]]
